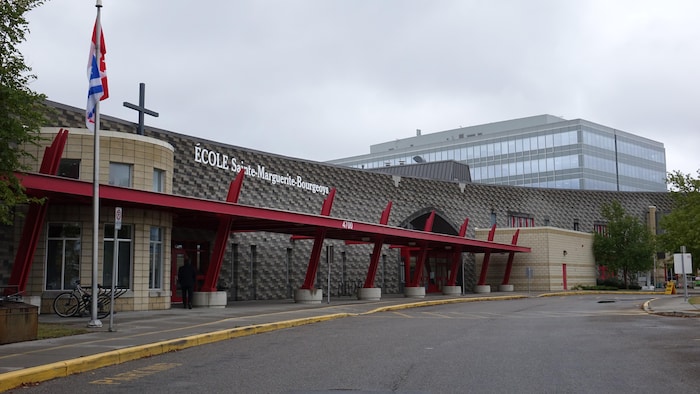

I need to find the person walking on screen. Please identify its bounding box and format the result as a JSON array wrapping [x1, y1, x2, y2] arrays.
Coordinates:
[[178, 256, 197, 309]]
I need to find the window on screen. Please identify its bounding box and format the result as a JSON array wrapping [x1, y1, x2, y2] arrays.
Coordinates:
[[593, 222, 607, 235], [58, 159, 80, 179], [149, 227, 163, 289], [573, 219, 580, 231], [508, 213, 534, 228], [45, 223, 81, 290], [109, 162, 132, 187], [153, 168, 165, 192], [103, 224, 133, 288]]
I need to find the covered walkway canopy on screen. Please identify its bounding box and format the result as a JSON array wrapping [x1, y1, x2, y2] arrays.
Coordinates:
[[19, 172, 530, 254], [12, 167, 530, 296]]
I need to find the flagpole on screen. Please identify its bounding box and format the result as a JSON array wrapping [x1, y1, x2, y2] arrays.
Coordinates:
[[88, 0, 104, 328]]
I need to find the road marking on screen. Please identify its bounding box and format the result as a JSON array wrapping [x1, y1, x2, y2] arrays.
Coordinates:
[[422, 312, 452, 318], [90, 362, 181, 385]]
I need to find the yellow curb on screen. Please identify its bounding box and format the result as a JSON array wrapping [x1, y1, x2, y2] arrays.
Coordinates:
[[0, 312, 351, 392], [537, 291, 662, 297], [362, 295, 527, 315]]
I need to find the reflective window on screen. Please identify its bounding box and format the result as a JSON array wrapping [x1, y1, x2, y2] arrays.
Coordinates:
[[109, 162, 132, 187], [103, 224, 133, 289], [149, 227, 163, 289], [45, 223, 81, 290]]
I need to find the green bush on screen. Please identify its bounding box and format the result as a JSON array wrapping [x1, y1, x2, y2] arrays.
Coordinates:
[[582, 285, 619, 291]]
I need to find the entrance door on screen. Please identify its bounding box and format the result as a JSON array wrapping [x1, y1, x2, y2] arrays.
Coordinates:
[[171, 249, 188, 303], [401, 248, 450, 293]]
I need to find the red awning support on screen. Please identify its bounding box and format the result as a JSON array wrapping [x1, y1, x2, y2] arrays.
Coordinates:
[[446, 218, 469, 286], [362, 201, 392, 289], [300, 188, 336, 289], [406, 210, 435, 287], [201, 170, 245, 292], [476, 224, 497, 286], [6, 129, 69, 295], [501, 229, 521, 286]]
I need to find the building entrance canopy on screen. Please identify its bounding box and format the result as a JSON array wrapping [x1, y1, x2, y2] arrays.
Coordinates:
[[19, 172, 530, 255]]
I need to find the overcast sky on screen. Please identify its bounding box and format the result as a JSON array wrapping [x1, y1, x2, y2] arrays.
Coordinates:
[[20, 0, 700, 175]]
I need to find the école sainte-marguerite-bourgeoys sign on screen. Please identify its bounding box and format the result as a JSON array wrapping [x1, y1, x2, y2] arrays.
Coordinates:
[[193, 144, 330, 195]]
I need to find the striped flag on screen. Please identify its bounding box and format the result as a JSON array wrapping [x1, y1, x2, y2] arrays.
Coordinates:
[[86, 19, 109, 131]]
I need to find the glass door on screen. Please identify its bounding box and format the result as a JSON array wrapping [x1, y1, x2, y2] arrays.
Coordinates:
[[171, 249, 188, 303]]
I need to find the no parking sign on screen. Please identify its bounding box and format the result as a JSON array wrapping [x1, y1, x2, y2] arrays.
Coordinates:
[[115, 207, 122, 230]]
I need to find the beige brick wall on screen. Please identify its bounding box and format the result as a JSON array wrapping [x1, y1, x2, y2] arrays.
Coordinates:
[[22, 128, 174, 193], [23, 129, 175, 313], [475, 227, 595, 292]]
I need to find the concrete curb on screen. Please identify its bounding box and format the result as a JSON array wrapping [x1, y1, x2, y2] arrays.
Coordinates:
[[362, 295, 528, 315], [538, 291, 661, 297], [642, 298, 700, 318]]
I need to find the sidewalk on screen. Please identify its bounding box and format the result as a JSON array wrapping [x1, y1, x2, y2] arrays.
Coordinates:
[[0, 291, 697, 391]]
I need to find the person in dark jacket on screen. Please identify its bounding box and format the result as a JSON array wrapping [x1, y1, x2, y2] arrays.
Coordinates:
[[177, 257, 197, 309]]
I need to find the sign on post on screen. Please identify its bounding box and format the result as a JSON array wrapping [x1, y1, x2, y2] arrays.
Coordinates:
[[673, 253, 692, 273], [110, 207, 122, 331], [115, 207, 122, 231]]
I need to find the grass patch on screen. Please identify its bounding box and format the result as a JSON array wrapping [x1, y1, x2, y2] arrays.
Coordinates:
[[37, 323, 89, 339], [689, 296, 699, 305]]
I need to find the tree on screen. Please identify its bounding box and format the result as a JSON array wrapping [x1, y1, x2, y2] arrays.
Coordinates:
[[659, 170, 700, 271], [0, 0, 47, 225], [593, 200, 656, 288]]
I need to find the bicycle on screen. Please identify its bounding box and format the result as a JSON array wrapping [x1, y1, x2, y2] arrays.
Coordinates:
[[53, 280, 112, 319]]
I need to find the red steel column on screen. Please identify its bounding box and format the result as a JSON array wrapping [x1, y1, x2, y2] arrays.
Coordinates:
[[300, 189, 336, 289], [501, 229, 521, 286], [201, 170, 245, 292], [363, 201, 392, 288], [476, 224, 497, 286], [407, 211, 435, 287], [6, 129, 68, 295], [447, 218, 469, 286]]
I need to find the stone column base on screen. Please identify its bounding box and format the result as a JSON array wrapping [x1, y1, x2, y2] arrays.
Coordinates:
[[474, 285, 491, 294], [404, 286, 426, 298], [498, 284, 514, 292], [357, 287, 382, 301], [294, 288, 323, 304], [442, 285, 462, 296], [192, 291, 227, 308]]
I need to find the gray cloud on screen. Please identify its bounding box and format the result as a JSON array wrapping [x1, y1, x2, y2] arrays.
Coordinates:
[[21, 0, 699, 175]]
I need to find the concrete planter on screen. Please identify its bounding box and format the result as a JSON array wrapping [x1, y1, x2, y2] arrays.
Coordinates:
[[474, 285, 491, 294], [294, 288, 323, 304], [357, 287, 382, 301], [442, 285, 462, 295], [498, 284, 514, 292], [21, 296, 42, 314], [404, 286, 426, 298], [192, 291, 227, 308]]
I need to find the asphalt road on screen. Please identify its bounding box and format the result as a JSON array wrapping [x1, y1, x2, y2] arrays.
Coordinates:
[[16, 294, 700, 393]]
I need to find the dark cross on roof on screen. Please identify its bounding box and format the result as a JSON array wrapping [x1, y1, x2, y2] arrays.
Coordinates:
[[123, 82, 159, 135]]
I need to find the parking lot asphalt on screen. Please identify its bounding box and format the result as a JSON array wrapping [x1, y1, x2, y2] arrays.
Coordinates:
[[0, 290, 697, 391]]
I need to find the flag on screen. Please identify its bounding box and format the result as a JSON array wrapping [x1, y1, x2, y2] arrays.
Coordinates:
[[86, 19, 109, 131]]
